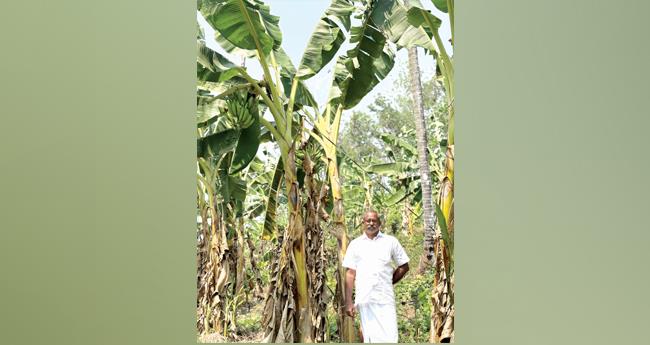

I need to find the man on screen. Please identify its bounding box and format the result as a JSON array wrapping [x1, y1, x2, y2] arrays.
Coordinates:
[[342, 210, 410, 343]]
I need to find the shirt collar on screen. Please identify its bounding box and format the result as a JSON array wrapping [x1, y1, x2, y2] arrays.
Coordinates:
[[362, 231, 384, 240]]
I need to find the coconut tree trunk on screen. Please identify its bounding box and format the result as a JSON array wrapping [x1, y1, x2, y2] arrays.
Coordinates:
[[407, 46, 437, 273]]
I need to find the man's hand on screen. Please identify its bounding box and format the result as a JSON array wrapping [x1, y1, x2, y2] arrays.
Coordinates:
[[345, 303, 356, 317], [344, 268, 356, 317], [392, 262, 410, 284]]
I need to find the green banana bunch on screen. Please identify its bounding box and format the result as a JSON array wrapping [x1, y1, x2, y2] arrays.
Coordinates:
[[224, 92, 257, 129], [297, 137, 325, 170]]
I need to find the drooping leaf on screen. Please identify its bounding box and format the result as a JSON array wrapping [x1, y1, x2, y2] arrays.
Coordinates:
[[251, 0, 283, 48], [215, 157, 231, 202], [197, 40, 240, 83], [197, 128, 240, 158], [200, 0, 281, 56], [196, 92, 226, 128], [328, 0, 397, 109], [296, 0, 355, 79], [383, 1, 436, 51], [368, 162, 411, 176], [380, 133, 418, 156], [384, 188, 413, 206], [329, 46, 396, 110], [273, 46, 296, 77], [406, 6, 442, 37], [228, 175, 247, 202], [431, 0, 449, 13]]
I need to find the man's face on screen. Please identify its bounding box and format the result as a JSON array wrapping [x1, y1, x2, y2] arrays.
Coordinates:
[[363, 212, 381, 234]]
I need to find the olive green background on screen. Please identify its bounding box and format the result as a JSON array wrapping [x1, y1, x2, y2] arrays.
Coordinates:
[[1, 0, 649, 344]]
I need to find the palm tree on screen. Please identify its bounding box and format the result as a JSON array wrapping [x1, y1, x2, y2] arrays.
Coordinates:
[[407, 46, 438, 273]]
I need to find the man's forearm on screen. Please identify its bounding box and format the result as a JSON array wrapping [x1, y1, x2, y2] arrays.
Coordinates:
[[392, 263, 409, 284], [345, 269, 355, 305]]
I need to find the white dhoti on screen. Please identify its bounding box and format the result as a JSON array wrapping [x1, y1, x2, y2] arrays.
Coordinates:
[[357, 303, 399, 343]]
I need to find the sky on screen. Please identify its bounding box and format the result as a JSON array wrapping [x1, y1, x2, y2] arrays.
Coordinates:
[[198, 0, 452, 124]]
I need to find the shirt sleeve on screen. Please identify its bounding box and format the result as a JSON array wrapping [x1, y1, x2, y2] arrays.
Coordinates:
[[392, 238, 410, 266], [342, 241, 357, 270]]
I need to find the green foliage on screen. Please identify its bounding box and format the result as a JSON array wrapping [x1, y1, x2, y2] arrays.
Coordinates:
[[338, 111, 382, 163], [395, 271, 433, 343], [393, 229, 433, 343], [235, 302, 264, 337], [383, 203, 407, 234], [337, 61, 449, 234], [339, 65, 444, 165]]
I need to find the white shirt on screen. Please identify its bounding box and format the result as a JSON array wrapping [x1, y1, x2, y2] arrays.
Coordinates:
[[342, 231, 410, 306]]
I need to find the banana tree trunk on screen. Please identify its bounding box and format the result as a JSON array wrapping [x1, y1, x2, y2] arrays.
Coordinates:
[[206, 212, 231, 335], [407, 46, 437, 274], [431, 145, 454, 343], [402, 199, 414, 236], [303, 152, 329, 342], [245, 235, 264, 297], [262, 145, 313, 343], [197, 203, 212, 334], [327, 153, 357, 343], [235, 217, 245, 296], [319, 105, 357, 343], [197, 170, 234, 336], [286, 156, 313, 343]]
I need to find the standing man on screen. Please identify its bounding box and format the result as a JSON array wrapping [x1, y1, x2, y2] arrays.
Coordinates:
[[343, 210, 410, 343]]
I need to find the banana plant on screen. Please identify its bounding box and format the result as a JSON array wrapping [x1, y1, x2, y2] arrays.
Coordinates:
[[196, 151, 248, 335], [195, 86, 261, 334], [303, 0, 394, 340], [196, 21, 268, 334], [198, 0, 329, 341]]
